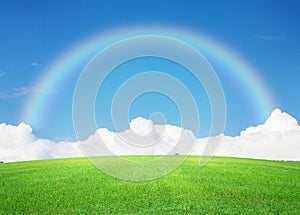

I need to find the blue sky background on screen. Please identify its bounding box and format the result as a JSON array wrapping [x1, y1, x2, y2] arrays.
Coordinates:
[[0, 0, 300, 140]]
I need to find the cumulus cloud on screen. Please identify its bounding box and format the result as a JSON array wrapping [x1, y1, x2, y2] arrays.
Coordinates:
[[130, 117, 153, 136], [193, 109, 300, 161], [0, 123, 82, 162], [1, 109, 300, 162], [80, 123, 196, 157]]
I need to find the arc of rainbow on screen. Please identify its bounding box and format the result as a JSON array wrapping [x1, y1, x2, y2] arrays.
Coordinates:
[[22, 26, 275, 129]]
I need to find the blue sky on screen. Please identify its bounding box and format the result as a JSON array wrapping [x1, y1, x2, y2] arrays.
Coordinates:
[[0, 0, 300, 140]]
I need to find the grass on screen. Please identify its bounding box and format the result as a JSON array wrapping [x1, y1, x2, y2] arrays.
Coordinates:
[[1, 156, 300, 214]]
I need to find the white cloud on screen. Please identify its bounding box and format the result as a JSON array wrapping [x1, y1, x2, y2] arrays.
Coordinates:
[[31, 62, 40, 67], [80, 123, 196, 157], [12, 87, 32, 97], [193, 109, 300, 161], [0, 87, 34, 100], [1, 109, 300, 162], [130, 117, 153, 136], [0, 86, 54, 100], [0, 122, 82, 162]]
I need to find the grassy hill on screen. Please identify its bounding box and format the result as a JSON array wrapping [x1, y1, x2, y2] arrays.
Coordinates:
[[1, 156, 300, 214]]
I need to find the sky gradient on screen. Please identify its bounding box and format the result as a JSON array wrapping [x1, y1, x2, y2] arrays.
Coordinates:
[[0, 0, 300, 140]]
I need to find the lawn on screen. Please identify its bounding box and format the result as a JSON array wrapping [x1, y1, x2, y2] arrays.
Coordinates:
[[1, 156, 300, 214]]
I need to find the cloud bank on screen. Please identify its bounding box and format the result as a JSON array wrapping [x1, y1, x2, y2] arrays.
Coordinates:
[[0, 123, 82, 162], [194, 109, 300, 160], [1, 109, 300, 162]]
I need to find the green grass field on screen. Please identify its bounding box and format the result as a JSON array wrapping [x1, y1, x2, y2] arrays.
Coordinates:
[[1, 156, 300, 214]]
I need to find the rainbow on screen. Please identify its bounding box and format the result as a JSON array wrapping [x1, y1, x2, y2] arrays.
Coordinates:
[[22, 25, 276, 129]]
